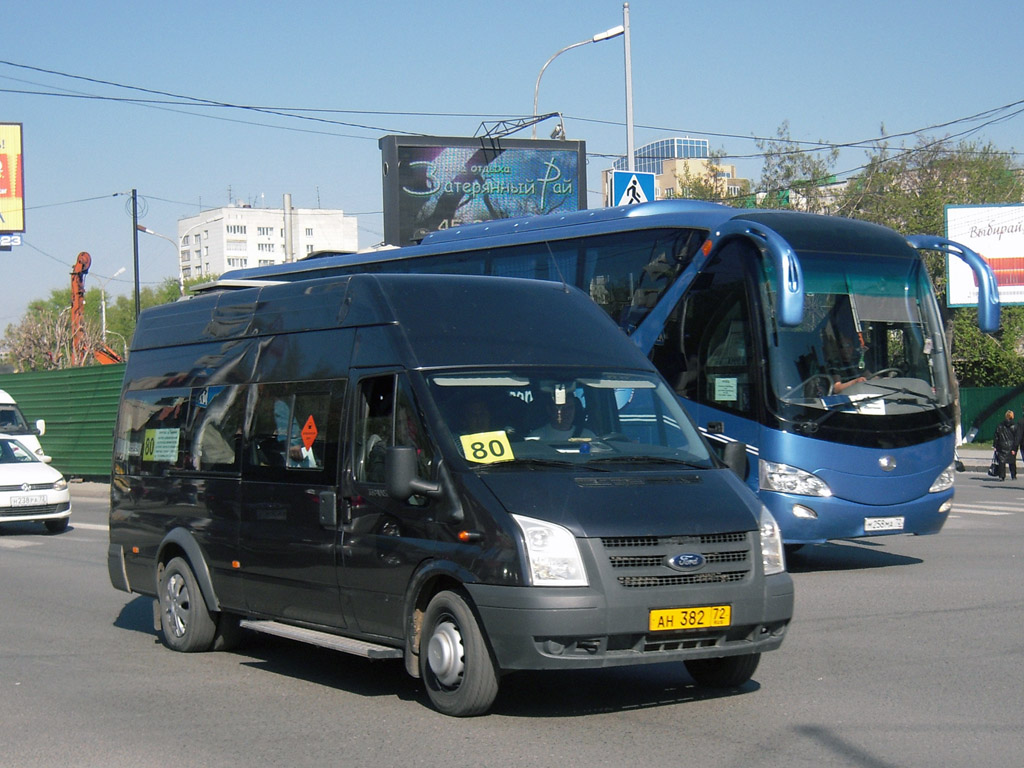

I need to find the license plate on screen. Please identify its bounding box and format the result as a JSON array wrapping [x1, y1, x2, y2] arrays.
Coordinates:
[[11, 494, 46, 508], [649, 605, 731, 632], [865, 516, 904, 532]]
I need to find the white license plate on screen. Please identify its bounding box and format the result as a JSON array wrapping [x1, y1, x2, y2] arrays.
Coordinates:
[[11, 495, 46, 508], [865, 516, 904, 532]]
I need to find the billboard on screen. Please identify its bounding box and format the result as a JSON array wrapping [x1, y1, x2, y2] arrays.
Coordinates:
[[0, 123, 25, 234], [380, 135, 586, 246], [947, 204, 1024, 307]]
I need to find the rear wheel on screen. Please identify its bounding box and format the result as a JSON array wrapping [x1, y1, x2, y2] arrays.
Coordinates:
[[158, 557, 217, 652], [685, 652, 760, 688], [420, 590, 499, 717]]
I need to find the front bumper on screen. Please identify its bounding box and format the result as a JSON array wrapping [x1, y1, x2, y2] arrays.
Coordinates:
[[0, 499, 72, 525]]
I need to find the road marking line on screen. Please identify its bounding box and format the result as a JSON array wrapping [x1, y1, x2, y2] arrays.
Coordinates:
[[72, 522, 109, 531], [0, 539, 39, 549], [954, 507, 1011, 516]]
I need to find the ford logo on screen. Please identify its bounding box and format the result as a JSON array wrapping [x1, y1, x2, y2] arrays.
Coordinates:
[[666, 553, 705, 572]]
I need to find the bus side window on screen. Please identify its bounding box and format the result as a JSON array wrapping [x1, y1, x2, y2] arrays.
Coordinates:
[[246, 383, 334, 472], [354, 375, 434, 485]]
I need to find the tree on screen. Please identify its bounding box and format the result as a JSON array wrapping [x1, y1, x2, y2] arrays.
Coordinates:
[[671, 148, 749, 202], [755, 121, 840, 213], [1, 275, 217, 372]]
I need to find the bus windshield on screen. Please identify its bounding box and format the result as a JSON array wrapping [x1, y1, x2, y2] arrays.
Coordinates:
[[763, 253, 951, 417], [426, 368, 713, 469]]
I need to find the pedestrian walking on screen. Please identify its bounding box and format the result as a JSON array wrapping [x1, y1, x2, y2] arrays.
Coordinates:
[[993, 410, 1018, 481]]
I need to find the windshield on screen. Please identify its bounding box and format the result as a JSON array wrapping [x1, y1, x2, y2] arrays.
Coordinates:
[[0, 405, 30, 434], [427, 368, 713, 469], [763, 253, 951, 417], [0, 437, 38, 464]]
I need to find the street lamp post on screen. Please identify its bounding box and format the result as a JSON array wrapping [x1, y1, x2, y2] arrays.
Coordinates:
[[137, 216, 222, 297], [532, 24, 625, 138], [98, 267, 126, 341]]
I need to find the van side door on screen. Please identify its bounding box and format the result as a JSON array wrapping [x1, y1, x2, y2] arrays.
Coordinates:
[[340, 372, 440, 639], [240, 380, 347, 628]]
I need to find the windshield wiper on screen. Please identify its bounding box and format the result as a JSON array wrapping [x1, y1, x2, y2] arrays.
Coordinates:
[[478, 458, 610, 472], [587, 455, 709, 469]]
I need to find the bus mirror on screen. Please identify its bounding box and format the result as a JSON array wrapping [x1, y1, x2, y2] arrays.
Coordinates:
[[385, 446, 442, 500], [722, 442, 749, 481]]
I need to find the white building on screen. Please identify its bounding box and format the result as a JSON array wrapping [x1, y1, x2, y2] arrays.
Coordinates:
[[177, 200, 358, 279]]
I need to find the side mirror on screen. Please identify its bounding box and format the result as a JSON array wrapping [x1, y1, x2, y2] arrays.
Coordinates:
[[40, 454, 53, 464], [722, 442, 749, 481], [35, 419, 46, 437], [385, 446, 442, 500]]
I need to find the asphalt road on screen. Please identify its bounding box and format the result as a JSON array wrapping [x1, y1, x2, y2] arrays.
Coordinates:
[[2, 472, 1022, 768]]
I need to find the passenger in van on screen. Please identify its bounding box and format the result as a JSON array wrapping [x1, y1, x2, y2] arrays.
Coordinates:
[[274, 400, 316, 468], [528, 389, 594, 441]]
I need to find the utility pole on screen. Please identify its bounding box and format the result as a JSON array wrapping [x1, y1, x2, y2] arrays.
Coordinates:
[[131, 189, 141, 319]]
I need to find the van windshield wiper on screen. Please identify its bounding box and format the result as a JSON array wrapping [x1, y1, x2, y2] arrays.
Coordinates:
[[587, 455, 709, 469], [478, 458, 610, 472]]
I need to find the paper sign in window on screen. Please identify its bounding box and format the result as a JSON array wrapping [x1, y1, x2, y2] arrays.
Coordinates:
[[460, 431, 515, 464]]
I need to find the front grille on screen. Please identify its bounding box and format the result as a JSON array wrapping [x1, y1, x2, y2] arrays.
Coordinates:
[[0, 482, 54, 493], [0, 501, 69, 517], [598, 532, 754, 589]]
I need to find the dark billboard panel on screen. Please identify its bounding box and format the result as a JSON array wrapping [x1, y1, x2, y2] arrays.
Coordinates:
[[380, 135, 586, 246]]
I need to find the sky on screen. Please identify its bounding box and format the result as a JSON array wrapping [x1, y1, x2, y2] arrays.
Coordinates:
[[3, 0, 1024, 330]]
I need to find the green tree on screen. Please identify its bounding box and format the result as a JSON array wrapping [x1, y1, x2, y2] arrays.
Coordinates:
[[755, 121, 840, 212]]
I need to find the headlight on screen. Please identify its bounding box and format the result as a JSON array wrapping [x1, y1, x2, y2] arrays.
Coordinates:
[[53, 477, 68, 491], [512, 514, 588, 587], [759, 459, 832, 497], [929, 462, 955, 493], [759, 506, 786, 576]]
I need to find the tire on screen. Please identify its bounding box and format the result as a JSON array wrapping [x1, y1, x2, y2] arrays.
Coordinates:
[[685, 652, 761, 688], [419, 590, 499, 717], [158, 556, 217, 653], [44, 518, 69, 534]]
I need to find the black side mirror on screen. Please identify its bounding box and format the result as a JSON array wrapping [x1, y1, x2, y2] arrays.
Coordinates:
[[722, 442, 749, 481], [385, 446, 442, 500]]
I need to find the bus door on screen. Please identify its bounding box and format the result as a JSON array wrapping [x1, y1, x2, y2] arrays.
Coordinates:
[[240, 380, 346, 628], [340, 372, 441, 639]]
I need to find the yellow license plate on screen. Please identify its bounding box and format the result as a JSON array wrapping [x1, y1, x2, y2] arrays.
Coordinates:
[[649, 605, 731, 632]]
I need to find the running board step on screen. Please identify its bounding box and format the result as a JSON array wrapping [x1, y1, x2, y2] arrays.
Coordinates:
[[240, 620, 403, 659]]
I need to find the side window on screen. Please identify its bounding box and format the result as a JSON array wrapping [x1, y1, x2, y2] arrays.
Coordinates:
[[115, 389, 191, 475], [190, 385, 244, 472], [354, 374, 433, 484], [245, 381, 339, 475]]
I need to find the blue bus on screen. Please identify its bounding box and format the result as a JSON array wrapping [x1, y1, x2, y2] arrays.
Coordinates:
[[207, 201, 999, 547]]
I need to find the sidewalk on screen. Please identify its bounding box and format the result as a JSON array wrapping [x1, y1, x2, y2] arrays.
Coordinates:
[[956, 447, 994, 473]]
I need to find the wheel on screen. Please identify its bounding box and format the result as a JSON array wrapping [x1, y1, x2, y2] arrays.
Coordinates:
[[44, 518, 69, 534], [420, 590, 499, 717], [685, 652, 761, 688], [158, 556, 217, 652]]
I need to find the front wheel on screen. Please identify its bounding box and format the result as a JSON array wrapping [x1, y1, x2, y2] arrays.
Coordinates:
[[158, 556, 217, 653], [420, 590, 499, 717], [685, 652, 760, 688]]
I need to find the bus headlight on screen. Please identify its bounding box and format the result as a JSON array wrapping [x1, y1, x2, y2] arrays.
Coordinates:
[[512, 514, 588, 587], [759, 460, 832, 497], [929, 462, 956, 493], [759, 506, 786, 576]]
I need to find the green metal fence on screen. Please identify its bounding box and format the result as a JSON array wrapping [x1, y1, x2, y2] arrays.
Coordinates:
[[0, 364, 125, 479], [0, 363, 1019, 477]]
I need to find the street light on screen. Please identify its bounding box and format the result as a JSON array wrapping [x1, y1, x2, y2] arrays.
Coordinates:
[[532, 24, 625, 138], [137, 216, 222, 297], [98, 267, 126, 341]]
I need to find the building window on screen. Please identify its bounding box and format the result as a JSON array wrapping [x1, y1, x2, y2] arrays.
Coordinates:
[[182, 234, 190, 245], [226, 224, 247, 235], [226, 240, 247, 252], [305, 228, 314, 237], [257, 226, 273, 236], [257, 243, 275, 253], [306, 244, 314, 254]]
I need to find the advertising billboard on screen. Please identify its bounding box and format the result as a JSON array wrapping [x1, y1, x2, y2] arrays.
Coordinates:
[[0, 123, 25, 236], [947, 204, 1024, 307], [380, 135, 586, 246]]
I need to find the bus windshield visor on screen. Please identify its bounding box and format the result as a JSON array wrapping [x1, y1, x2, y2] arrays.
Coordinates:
[[428, 369, 714, 468], [763, 254, 952, 415]]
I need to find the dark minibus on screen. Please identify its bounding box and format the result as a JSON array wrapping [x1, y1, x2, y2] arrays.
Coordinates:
[[108, 273, 792, 716]]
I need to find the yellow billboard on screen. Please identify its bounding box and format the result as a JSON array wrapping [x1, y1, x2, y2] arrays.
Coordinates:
[[0, 123, 25, 233]]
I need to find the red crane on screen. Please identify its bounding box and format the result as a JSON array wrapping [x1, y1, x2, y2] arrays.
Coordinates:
[[70, 251, 91, 367]]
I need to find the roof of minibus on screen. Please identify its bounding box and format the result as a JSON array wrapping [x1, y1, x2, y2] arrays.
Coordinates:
[[130, 273, 653, 372]]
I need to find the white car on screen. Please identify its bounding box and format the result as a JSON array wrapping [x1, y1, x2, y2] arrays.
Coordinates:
[[0, 435, 71, 533]]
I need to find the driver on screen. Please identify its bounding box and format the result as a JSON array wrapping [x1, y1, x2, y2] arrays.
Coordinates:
[[529, 386, 595, 441], [831, 335, 867, 393]]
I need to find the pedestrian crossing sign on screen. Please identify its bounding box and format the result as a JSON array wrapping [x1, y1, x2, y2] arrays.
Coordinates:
[[612, 171, 655, 206]]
